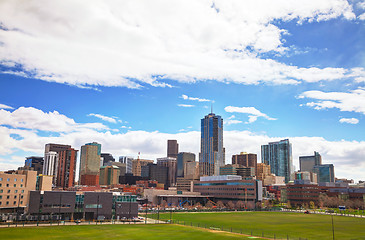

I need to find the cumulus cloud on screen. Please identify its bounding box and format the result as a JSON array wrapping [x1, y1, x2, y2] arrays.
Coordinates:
[[299, 87, 365, 115], [0, 103, 14, 109], [178, 104, 195, 108], [87, 113, 117, 123], [0, 0, 361, 88], [339, 118, 359, 124], [181, 94, 211, 102], [225, 106, 277, 123], [0, 107, 108, 132]]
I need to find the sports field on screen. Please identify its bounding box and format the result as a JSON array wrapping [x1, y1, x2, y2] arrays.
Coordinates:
[[0, 224, 265, 240], [153, 211, 365, 240]]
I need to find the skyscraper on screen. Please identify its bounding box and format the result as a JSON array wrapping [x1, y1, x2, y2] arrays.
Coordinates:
[[299, 151, 322, 172], [167, 140, 179, 159], [176, 152, 195, 178], [232, 152, 257, 169], [157, 157, 177, 187], [199, 112, 224, 176], [43, 143, 72, 185], [119, 156, 133, 174], [261, 139, 293, 183], [313, 164, 335, 183], [57, 147, 78, 189], [79, 142, 101, 186]]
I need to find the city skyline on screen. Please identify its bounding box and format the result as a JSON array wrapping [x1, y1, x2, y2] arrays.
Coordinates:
[[0, 1, 364, 182]]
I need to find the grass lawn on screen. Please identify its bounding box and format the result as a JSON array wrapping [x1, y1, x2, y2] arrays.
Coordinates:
[[152, 211, 365, 240], [0, 224, 266, 240]]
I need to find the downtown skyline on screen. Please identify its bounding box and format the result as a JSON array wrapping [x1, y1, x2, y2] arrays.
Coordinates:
[[0, 0, 364, 181]]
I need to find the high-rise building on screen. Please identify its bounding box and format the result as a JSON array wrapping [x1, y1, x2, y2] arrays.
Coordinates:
[[232, 152, 257, 172], [119, 156, 133, 174], [24, 156, 44, 175], [132, 158, 154, 176], [79, 142, 101, 186], [313, 164, 335, 183], [43, 143, 71, 185], [199, 112, 224, 176], [157, 157, 177, 187], [261, 139, 293, 183], [0, 170, 37, 211], [167, 140, 179, 159], [176, 152, 195, 178], [256, 163, 271, 181], [99, 165, 120, 185], [56, 147, 78, 189], [43, 151, 58, 185], [299, 151, 322, 172], [100, 153, 115, 166]]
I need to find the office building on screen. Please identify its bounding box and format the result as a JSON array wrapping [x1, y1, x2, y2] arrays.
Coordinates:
[[142, 164, 169, 189], [256, 163, 271, 181], [157, 157, 177, 187], [56, 147, 78, 189], [184, 161, 199, 180], [232, 152, 257, 171], [119, 156, 133, 174], [167, 140, 179, 159], [261, 139, 293, 183], [193, 175, 262, 208], [292, 171, 318, 184], [43, 143, 71, 185], [100, 153, 115, 166], [36, 175, 53, 191], [99, 165, 120, 185], [177, 152, 196, 178], [313, 164, 335, 183], [79, 142, 101, 186], [132, 158, 153, 177], [286, 181, 319, 206], [299, 151, 322, 172], [199, 112, 224, 176], [24, 156, 44, 175], [0, 170, 37, 213], [105, 162, 126, 176]]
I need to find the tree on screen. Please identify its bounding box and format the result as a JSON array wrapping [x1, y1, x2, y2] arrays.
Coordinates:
[[194, 202, 202, 209], [216, 201, 225, 209], [286, 201, 291, 209], [236, 201, 245, 210], [160, 200, 167, 208], [227, 201, 235, 210], [310, 201, 316, 209], [205, 201, 214, 209]]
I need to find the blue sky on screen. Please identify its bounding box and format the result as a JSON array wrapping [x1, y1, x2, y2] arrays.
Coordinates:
[[0, 0, 364, 181]]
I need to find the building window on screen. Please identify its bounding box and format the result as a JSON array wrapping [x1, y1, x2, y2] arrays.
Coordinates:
[[0, 178, 2, 181], [14, 195, 17, 199], [7, 196, 10, 199], [14, 178, 17, 182], [20, 195, 23, 199], [6, 201, 9, 205], [0, 190, 2, 193], [0, 196, 2, 199], [14, 184, 16, 187], [20, 201, 23, 204], [15, 190, 18, 193], [7, 190, 10, 193], [6, 184, 9, 187], [21, 190, 24, 193], [0, 202, 1, 205], [7, 178, 10, 182], [13, 201, 16, 205], [20, 184, 23, 188], [0, 183, 1, 187], [21, 179, 24, 182]]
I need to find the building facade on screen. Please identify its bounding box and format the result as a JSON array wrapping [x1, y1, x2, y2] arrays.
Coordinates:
[[232, 152, 257, 171], [79, 142, 101, 186], [57, 147, 78, 189], [0, 170, 37, 213], [261, 139, 293, 183], [199, 112, 224, 176], [299, 151, 322, 172], [167, 140, 179, 159], [119, 156, 133, 174], [132, 158, 153, 177], [157, 157, 177, 187], [99, 165, 120, 185], [256, 163, 271, 181], [100, 153, 115, 166], [24, 156, 44, 175], [176, 152, 195, 178], [313, 164, 335, 183]]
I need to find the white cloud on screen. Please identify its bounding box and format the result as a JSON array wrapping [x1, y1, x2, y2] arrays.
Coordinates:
[[0, 0, 360, 88], [299, 87, 365, 115], [177, 104, 195, 108], [226, 119, 243, 125], [0, 103, 14, 109], [87, 113, 117, 123], [181, 94, 211, 102], [0, 107, 108, 133], [339, 118, 359, 124], [225, 106, 277, 123]]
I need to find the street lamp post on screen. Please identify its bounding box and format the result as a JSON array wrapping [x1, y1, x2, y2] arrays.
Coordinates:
[[96, 195, 99, 225], [331, 214, 335, 240]]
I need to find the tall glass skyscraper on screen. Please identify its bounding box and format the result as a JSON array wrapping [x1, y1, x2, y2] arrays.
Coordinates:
[[199, 112, 224, 176], [261, 139, 293, 183]]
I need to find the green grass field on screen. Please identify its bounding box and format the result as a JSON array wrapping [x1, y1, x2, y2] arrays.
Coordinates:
[[0, 224, 265, 240], [151, 211, 365, 240]]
